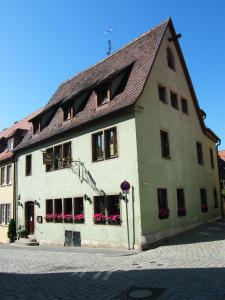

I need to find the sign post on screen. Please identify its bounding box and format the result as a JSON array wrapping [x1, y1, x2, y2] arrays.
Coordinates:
[[120, 180, 131, 250]]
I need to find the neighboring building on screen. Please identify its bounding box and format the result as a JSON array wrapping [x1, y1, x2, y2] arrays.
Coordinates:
[[0, 111, 40, 243], [14, 18, 221, 250], [219, 151, 225, 189]]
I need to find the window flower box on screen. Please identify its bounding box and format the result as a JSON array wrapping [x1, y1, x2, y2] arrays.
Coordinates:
[[45, 214, 56, 222], [55, 214, 63, 223], [158, 208, 169, 219], [106, 215, 121, 225], [93, 213, 106, 224], [63, 214, 73, 223], [74, 213, 85, 224], [177, 207, 186, 217], [201, 204, 208, 213]]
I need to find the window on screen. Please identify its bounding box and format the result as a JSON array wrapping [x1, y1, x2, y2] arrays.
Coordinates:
[[64, 198, 73, 222], [0, 204, 11, 225], [160, 130, 170, 159], [158, 85, 167, 103], [92, 128, 118, 162], [92, 132, 104, 161], [210, 148, 214, 169], [33, 119, 41, 134], [157, 189, 169, 219], [94, 195, 121, 225], [170, 91, 179, 110], [54, 145, 63, 170], [25, 155, 32, 176], [63, 104, 74, 121], [46, 199, 53, 222], [167, 47, 175, 70], [200, 189, 208, 212], [196, 142, 203, 165], [105, 128, 118, 159], [45, 148, 54, 172], [74, 197, 85, 223], [181, 98, 188, 114], [54, 199, 62, 222], [63, 142, 72, 168], [1, 167, 5, 186], [177, 189, 186, 216], [45, 142, 72, 172], [6, 165, 12, 185], [213, 189, 218, 209], [7, 138, 14, 150], [96, 83, 111, 106]]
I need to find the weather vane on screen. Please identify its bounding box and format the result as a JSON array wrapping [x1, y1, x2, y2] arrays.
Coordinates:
[[104, 27, 114, 56]]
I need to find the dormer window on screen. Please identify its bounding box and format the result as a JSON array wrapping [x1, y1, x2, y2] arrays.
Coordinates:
[[96, 83, 111, 107], [167, 47, 175, 70], [63, 103, 74, 121], [33, 119, 41, 135], [7, 138, 14, 150]]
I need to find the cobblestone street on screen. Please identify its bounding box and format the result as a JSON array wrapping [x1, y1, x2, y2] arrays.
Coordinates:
[[1, 221, 225, 300]]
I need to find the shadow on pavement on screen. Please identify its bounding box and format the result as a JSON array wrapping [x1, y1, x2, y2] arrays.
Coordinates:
[[148, 220, 225, 249]]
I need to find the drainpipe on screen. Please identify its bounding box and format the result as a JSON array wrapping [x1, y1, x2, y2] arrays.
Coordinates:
[[216, 139, 224, 219], [132, 186, 135, 250], [14, 155, 19, 236], [125, 194, 130, 250]]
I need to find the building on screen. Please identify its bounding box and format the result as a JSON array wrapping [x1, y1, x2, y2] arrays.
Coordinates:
[[0, 111, 40, 243], [219, 151, 225, 189], [14, 18, 221, 250]]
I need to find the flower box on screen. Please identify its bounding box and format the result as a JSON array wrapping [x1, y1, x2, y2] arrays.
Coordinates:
[[63, 214, 73, 223], [158, 208, 169, 219], [93, 213, 106, 224], [201, 205, 208, 213], [106, 215, 121, 225], [74, 214, 85, 224], [178, 207, 186, 217]]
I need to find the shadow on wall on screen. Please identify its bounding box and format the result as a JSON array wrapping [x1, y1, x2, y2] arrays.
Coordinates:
[[0, 267, 225, 299], [148, 219, 225, 249]]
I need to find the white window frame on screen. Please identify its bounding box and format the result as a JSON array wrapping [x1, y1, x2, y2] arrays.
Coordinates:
[[0, 204, 11, 225]]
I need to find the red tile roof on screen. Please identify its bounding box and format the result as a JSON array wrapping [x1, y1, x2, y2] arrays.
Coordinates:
[[0, 109, 42, 162], [219, 151, 225, 162]]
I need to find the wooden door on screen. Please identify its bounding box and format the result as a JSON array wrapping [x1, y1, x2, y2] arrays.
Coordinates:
[[26, 202, 34, 235]]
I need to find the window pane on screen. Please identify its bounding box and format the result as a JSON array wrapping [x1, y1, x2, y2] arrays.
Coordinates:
[[46, 199, 53, 214], [167, 48, 175, 70], [210, 148, 214, 169], [92, 132, 104, 161], [7, 165, 12, 184], [63, 142, 72, 168], [94, 196, 106, 223], [54, 145, 63, 170], [46, 148, 54, 172], [97, 85, 109, 106], [214, 189, 218, 208], [54, 199, 62, 214], [170, 91, 179, 109], [1, 167, 5, 185], [181, 98, 188, 114], [200, 189, 208, 212], [105, 128, 118, 158]]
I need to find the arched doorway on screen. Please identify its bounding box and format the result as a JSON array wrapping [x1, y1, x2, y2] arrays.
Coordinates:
[[25, 201, 34, 235]]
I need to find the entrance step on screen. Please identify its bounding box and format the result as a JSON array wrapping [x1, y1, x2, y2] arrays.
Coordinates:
[[15, 237, 39, 246]]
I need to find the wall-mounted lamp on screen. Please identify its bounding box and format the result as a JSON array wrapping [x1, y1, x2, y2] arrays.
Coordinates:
[[34, 200, 40, 208], [83, 194, 92, 203], [17, 201, 23, 208], [119, 192, 126, 201]]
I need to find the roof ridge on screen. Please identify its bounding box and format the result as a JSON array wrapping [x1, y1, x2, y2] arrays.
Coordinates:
[[58, 18, 170, 87]]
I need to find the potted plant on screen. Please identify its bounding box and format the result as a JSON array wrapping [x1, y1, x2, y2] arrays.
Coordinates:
[[93, 213, 106, 224], [74, 213, 85, 224], [159, 208, 170, 219], [55, 214, 63, 222], [45, 213, 55, 222], [63, 214, 73, 223], [7, 219, 16, 243], [178, 207, 186, 217], [107, 214, 121, 225], [17, 225, 26, 239]]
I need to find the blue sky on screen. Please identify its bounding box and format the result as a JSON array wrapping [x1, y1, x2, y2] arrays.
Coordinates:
[[0, 0, 225, 148]]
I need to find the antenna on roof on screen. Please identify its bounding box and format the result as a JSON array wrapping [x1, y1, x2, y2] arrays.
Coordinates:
[[104, 27, 114, 56]]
